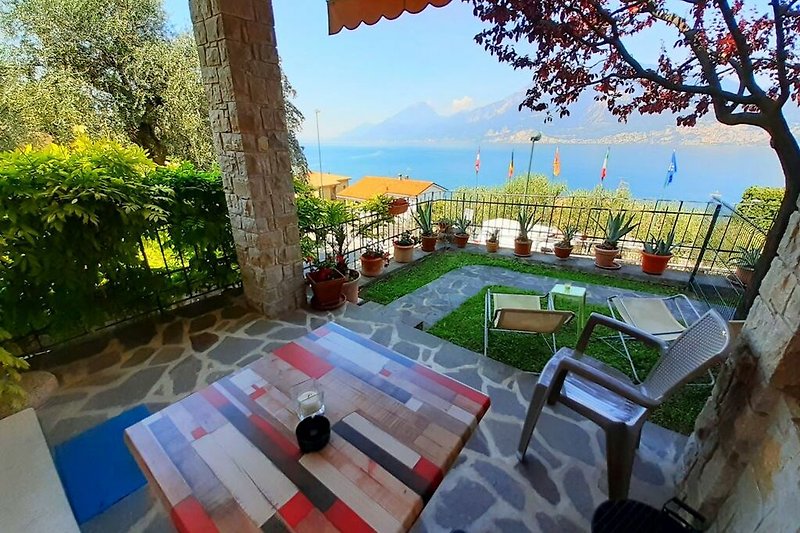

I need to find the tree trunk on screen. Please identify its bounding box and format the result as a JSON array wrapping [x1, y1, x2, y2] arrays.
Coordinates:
[[132, 122, 167, 165], [737, 113, 800, 317]]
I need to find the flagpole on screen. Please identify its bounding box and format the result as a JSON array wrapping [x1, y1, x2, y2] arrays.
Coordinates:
[[524, 132, 542, 197], [475, 146, 480, 187]]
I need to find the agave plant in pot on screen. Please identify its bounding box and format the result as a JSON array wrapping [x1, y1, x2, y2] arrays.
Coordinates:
[[361, 242, 389, 277], [514, 210, 538, 257], [641, 229, 677, 275], [731, 246, 761, 287], [553, 225, 578, 259], [413, 203, 438, 252], [452, 217, 472, 248], [305, 257, 346, 310], [594, 212, 638, 269], [393, 230, 417, 263], [485, 228, 500, 253]]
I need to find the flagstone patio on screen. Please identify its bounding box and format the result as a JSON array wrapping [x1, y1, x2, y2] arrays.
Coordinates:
[[36, 267, 690, 532]]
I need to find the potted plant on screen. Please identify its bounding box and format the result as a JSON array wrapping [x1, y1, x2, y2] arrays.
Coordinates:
[[437, 218, 452, 234], [514, 210, 538, 257], [306, 257, 346, 310], [388, 197, 410, 216], [486, 228, 500, 253], [334, 254, 360, 303], [641, 229, 677, 275], [553, 225, 578, 259], [594, 212, 638, 269], [393, 231, 417, 263], [452, 217, 472, 248], [413, 203, 438, 252], [323, 203, 361, 303], [361, 243, 388, 277], [731, 246, 761, 287]]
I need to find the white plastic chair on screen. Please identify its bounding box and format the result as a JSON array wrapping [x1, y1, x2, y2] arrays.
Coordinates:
[[518, 310, 730, 500]]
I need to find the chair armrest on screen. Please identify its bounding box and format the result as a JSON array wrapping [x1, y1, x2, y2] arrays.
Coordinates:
[[548, 356, 660, 408], [576, 312, 668, 354]]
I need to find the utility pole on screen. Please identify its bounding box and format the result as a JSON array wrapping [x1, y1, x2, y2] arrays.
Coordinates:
[[315, 109, 323, 198]]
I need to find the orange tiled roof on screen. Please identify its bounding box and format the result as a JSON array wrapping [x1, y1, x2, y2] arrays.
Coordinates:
[[337, 176, 441, 200], [308, 172, 351, 189]]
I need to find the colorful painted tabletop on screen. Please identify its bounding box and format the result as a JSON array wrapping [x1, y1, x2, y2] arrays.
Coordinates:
[[125, 322, 491, 532]]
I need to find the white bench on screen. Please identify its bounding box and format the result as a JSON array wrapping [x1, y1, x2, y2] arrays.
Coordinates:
[[0, 408, 79, 533]]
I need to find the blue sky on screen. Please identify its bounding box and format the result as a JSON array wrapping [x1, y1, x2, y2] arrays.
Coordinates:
[[163, 1, 680, 140]]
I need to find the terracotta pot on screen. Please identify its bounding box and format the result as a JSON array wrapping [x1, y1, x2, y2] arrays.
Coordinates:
[[341, 269, 360, 303], [393, 243, 414, 263], [306, 270, 345, 310], [553, 244, 573, 260], [453, 233, 469, 248], [594, 246, 620, 268], [736, 266, 755, 287], [388, 199, 409, 216], [360, 254, 385, 277], [486, 241, 499, 253], [514, 238, 532, 257], [641, 251, 672, 275], [420, 235, 437, 252]]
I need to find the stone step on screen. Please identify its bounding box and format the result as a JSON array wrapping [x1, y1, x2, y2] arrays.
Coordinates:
[[330, 301, 517, 392]]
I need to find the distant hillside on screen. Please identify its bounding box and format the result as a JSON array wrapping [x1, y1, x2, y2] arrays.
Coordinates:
[[336, 91, 800, 146]]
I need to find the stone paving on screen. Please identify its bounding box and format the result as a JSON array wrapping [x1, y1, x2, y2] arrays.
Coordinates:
[[387, 264, 711, 329], [35, 267, 690, 533]]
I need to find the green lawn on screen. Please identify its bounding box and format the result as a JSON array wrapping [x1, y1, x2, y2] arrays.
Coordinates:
[[429, 286, 709, 434], [361, 252, 710, 435], [360, 250, 677, 305]]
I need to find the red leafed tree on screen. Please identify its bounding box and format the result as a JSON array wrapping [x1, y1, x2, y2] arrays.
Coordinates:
[[468, 0, 800, 314]]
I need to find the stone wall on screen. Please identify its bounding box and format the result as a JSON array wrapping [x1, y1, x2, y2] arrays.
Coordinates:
[[680, 206, 800, 530], [188, 0, 305, 316]]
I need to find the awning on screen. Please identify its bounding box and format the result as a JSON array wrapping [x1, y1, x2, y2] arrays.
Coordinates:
[[327, 0, 453, 35]]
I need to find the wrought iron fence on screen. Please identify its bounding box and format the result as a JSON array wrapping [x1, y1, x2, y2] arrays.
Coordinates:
[[688, 195, 772, 318], [303, 209, 416, 271], [10, 227, 239, 359], [12, 191, 773, 358]]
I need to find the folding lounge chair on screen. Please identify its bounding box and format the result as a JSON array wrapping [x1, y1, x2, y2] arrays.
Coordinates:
[[607, 295, 703, 383], [518, 311, 730, 500], [484, 290, 574, 357]]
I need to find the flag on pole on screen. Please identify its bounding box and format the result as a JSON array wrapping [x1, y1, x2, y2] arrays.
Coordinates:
[[475, 147, 481, 174], [600, 147, 610, 182], [553, 147, 561, 177], [508, 151, 515, 180], [664, 150, 678, 187]]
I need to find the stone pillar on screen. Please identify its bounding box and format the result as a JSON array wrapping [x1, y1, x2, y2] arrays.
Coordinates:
[[679, 203, 800, 531], [188, 0, 305, 316]]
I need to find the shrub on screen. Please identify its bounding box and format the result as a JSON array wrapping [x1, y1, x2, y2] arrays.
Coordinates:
[[0, 135, 171, 339], [147, 164, 237, 287]]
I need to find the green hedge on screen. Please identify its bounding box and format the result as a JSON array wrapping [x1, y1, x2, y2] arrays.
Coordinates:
[[0, 136, 236, 348]]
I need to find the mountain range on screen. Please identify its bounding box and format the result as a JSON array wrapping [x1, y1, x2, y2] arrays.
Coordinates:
[[336, 90, 800, 146]]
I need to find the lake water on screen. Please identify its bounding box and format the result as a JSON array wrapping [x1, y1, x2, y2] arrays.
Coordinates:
[[305, 143, 784, 203]]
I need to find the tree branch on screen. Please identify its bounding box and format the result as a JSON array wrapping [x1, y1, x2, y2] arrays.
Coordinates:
[[588, 0, 756, 105], [772, 0, 790, 105], [716, 0, 766, 98]]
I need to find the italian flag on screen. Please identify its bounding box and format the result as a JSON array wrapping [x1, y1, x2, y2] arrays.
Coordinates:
[[600, 147, 610, 182]]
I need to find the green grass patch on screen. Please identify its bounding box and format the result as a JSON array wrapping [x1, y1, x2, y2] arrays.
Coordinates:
[[428, 285, 710, 435], [360, 251, 677, 305]]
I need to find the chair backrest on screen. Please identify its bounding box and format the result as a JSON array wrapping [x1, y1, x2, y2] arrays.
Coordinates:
[[642, 310, 730, 399]]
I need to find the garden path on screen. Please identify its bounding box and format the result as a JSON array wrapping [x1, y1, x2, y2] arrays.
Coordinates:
[[385, 265, 711, 329]]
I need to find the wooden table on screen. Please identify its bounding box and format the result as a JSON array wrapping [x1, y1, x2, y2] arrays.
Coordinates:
[[125, 322, 490, 532]]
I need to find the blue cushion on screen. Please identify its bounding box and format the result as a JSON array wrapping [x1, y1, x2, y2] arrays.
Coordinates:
[[54, 405, 150, 524]]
